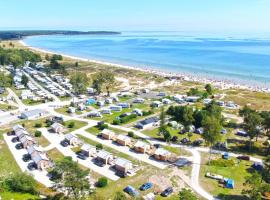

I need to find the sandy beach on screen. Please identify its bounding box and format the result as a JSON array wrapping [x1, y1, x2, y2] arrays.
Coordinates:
[[19, 40, 270, 93]]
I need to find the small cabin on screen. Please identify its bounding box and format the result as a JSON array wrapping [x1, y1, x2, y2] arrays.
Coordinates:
[[96, 150, 113, 165], [101, 129, 115, 140], [32, 153, 52, 170], [51, 122, 64, 134], [20, 135, 36, 148], [65, 133, 80, 146], [154, 148, 171, 161], [134, 141, 150, 154], [80, 144, 96, 157], [116, 135, 132, 146], [114, 157, 133, 173]]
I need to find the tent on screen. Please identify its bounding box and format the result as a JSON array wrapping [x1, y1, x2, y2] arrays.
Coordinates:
[[86, 98, 96, 105], [222, 152, 229, 160], [225, 179, 234, 189]]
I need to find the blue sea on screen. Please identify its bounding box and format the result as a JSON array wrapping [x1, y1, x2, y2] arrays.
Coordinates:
[[23, 32, 270, 87]]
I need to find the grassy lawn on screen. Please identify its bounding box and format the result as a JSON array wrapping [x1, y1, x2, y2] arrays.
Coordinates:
[[199, 153, 253, 199], [64, 120, 88, 132], [86, 126, 127, 136], [91, 103, 154, 125], [84, 155, 176, 199], [17, 118, 50, 147], [47, 148, 65, 162], [0, 103, 17, 111], [78, 135, 139, 163], [55, 106, 70, 115], [22, 99, 43, 106], [142, 127, 202, 143], [0, 130, 46, 199], [55, 106, 89, 115]]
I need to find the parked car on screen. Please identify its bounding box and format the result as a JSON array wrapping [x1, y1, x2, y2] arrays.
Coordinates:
[[94, 159, 105, 167], [12, 137, 19, 143], [237, 155, 250, 161], [77, 152, 87, 160], [180, 138, 190, 144], [60, 140, 69, 147], [154, 144, 162, 148], [22, 154, 31, 162], [116, 170, 128, 178], [15, 143, 23, 149], [192, 139, 204, 146], [161, 187, 173, 197], [27, 162, 37, 171], [124, 185, 140, 197], [140, 182, 153, 191]]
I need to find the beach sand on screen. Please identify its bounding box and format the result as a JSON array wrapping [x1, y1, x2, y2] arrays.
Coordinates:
[[19, 40, 270, 93]]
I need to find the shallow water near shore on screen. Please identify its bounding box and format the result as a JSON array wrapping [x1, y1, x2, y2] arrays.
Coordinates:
[[24, 32, 270, 88]]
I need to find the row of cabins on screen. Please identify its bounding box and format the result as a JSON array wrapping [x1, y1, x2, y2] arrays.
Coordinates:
[[13, 125, 52, 170], [101, 129, 171, 161], [79, 140, 133, 174]]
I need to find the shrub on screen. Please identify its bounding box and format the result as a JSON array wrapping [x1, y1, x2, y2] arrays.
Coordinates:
[[114, 191, 127, 200], [128, 131, 134, 138], [34, 131, 42, 137], [171, 136, 178, 142], [34, 123, 42, 128], [99, 123, 108, 130], [4, 172, 37, 194], [97, 177, 108, 187], [120, 114, 137, 124], [210, 158, 235, 167], [96, 144, 103, 150], [113, 119, 121, 125], [68, 121, 75, 128], [143, 110, 154, 116]]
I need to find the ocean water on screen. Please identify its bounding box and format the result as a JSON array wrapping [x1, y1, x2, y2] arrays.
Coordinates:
[[23, 32, 270, 87]]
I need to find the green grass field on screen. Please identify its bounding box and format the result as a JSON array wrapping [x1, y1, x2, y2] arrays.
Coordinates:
[[64, 119, 88, 132], [199, 153, 253, 199]]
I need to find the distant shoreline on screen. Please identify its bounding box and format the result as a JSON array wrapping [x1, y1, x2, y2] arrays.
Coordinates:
[[19, 39, 270, 93]]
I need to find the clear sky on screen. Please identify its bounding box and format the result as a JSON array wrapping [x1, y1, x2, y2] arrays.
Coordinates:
[[1, 0, 270, 34]]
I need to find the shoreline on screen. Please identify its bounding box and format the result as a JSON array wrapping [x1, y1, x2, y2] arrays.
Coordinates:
[[19, 40, 270, 93]]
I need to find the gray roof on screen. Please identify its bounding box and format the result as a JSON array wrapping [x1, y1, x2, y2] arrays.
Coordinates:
[[81, 144, 95, 152], [21, 109, 46, 118], [138, 117, 159, 126], [97, 150, 112, 159], [65, 133, 77, 141], [27, 145, 43, 155], [32, 153, 49, 164], [20, 135, 35, 144], [13, 124, 25, 132], [115, 157, 132, 168]]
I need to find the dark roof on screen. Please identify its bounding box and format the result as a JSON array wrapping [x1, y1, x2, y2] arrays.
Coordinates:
[[139, 117, 159, 126]]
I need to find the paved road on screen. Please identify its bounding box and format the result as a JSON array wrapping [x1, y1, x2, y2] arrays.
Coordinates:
[[23, 71, 60, 102], [40, 128, 119, 181], [3, 134, 53, 187], [76, 128, 168, 169]]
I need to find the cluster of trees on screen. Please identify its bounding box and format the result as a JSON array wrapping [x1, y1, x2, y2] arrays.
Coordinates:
[[187, 83, 214, 98], [0, 72, 13, 87], [70, 72, 90, 95], [242, 155, 270, 200], [0, 47, 41, 67], [0, 172, 37, 195], [239, 105, 270, 150], [92, 71, 116, 96], [167, 101, 224, 161], [113, 113, 137, 125], [69, 71, 116, 96], [50, 156, 91, 200]]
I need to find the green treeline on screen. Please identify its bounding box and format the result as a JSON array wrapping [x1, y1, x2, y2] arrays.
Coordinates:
[[0, 47, 41, 67]]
